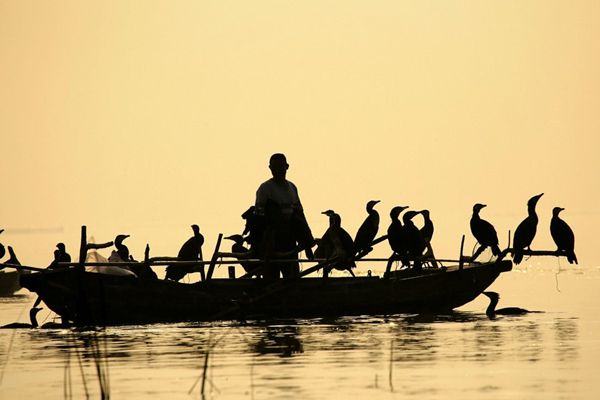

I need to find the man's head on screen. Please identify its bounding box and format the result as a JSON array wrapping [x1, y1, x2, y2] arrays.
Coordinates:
[[269, 153, 288, 181]]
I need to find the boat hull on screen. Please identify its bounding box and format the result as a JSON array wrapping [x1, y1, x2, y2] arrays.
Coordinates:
[[0, 271, 21, 296], [20, 261, 512, 326]]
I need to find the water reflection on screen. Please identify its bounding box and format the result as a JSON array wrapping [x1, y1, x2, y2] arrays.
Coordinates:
[[252, 325, 303, 357], [0, 309, 585, 399], [554, 318, 579, 362]]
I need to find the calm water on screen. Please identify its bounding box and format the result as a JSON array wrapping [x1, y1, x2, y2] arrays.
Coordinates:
[[1, 264, 599, 399]]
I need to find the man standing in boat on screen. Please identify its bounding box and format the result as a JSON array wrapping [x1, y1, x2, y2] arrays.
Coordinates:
[[254, 153, 314, 278]]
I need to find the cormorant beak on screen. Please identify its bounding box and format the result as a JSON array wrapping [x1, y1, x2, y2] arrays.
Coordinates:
[[224, 235, 235, 241]]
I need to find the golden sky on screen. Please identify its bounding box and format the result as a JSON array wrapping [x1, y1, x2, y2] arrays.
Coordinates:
[[1, 1, 599, 269]]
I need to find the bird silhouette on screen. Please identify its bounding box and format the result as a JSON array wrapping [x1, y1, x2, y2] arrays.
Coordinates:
[[166, 225, 205, 282], [513, 193, 544, 264], [550, 207, 578, 264], [403, 210, 427, 270], [419, 209, 434, 245], [470, 204, 501, 258], [0, 229, 5, 261], [387, 206, 409, 265], [354, 200, 380, 258], [224, 234, 258, 276], [482, 292, 536, 319], [114, 234, 131, 261], [55, 243, 71, 263], [316, 210, 356, 277]]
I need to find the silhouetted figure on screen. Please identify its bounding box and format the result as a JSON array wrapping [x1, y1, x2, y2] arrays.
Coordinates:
[[387, 206, 409, 265], [403, 210, 427, 270], [0, 229, 5, 261], [55, 242, 71, 263], [550, 207, 578, 264], [419, 210, 434, 244], [166, 225, 205, 282], [483, 292, 533, 319], [513, 193, 544, 264], [112, 234, 157, 279], [46, 249, 62, 270], [470, 203, 500, 259], [225, 234, 259, 277], [114, 234, 131, 261], [241, 206, 265, 250], [354, 200, 380, 258], [254, 153, 314, 278], [316, 210, 356, 277]]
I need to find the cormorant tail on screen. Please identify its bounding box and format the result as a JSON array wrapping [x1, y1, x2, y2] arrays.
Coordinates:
[[513, 250, 523, 264], [568, 252, 578, 265], [491, 245, 500, 256]]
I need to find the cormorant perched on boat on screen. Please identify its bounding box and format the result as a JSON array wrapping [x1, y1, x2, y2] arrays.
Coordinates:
[[114, 234, 131, 261], [470, 204, 500, 259], [56, 243, 71, 263], [354, 200, 380, 258], [0, 229, 5, 261], [550, 207, 578, 264], [315, 210, 356, 277], [513, 193, 544, 264], [112, 234, 156, 279], [387, 206, 409, 264], [166, 225, 205, 282], [482, 292, 536, 320], [403, 210, 427, 270], [224, 234, 259, 276], [419, 209, 434, 244]]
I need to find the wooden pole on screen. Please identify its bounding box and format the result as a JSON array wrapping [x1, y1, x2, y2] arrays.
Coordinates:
[[458, 235, 465, 270], [205, 233, 223, 281], [78, 226, 87, 270]]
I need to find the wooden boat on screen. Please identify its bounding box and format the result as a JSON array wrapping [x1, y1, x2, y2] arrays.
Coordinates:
[[19, 259, 512, 326], [0, 270, 21, 296]]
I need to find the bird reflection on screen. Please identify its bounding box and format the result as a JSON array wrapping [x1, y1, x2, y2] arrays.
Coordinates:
[[253, 326, 303, 357]]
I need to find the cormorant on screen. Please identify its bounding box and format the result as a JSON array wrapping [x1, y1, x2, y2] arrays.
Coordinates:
[[470, 204, 501, 258], [114, 234, 131, 261], [224, 234, 258, 276], [354, 200, 380, 258], [387, 206, 409, 264], [315, 210, 356, 277], [0, 307, 65, 329], [482, 292, 535, 319], [0, 308, 43, 329], [550, 207, 578, 264], [403, 210, 427, 270], [0, 229, 5, 260], [419, 209, 434, 244], [56, 243, 71, 263], [111, 234, 156, 279], [166, 225, 205, 282], [513, 193, 544, 264]]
